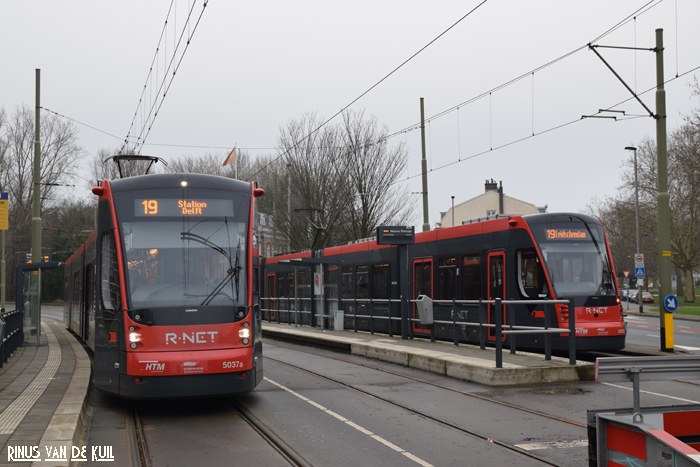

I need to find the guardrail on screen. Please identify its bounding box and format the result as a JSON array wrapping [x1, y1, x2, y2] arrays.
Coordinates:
[[1, 308, 24, 368], [595, 355, 700, 422], [261, 296, 575, 368]]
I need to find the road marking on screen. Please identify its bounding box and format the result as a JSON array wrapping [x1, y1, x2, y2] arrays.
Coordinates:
[[264, 377, 433, 467], [603, 382, 700, 404], [675, 345, 700, 352], [515, 439, 588, 451]]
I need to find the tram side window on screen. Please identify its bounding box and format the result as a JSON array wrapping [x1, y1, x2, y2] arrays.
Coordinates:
[[72, 271, 81, 308], [326, 266, 338, 300], [437, 257, 457, 300], [461, 255, 481, 300], [278, 272, 292, 298], [518, 250, 547, 298], [296, 270, 308, 298], [356, 265, 369, 299], [100, 230, 121, 311], [413, 261, 432, 298], [372, 263, 389, 299], [341, 266, 354, 299]]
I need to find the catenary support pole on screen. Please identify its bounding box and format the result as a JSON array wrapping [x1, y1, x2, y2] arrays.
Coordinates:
[[420, 98, 430, 232], [655, 29, 674, 352]]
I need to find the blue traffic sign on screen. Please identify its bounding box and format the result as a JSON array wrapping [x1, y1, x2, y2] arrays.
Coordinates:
[[663, 294, 678, 313], [634, 267, 645, 278]]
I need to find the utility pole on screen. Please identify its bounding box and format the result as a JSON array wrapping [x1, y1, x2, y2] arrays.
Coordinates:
[[655, 29, 673, 352], [419, 98, 430, 232], [0, 191, 6, 311], [588, 29, 674, 352], [287, 164, 291, 252], [626, 146, 644, 314], [31, 68, 43, 341]]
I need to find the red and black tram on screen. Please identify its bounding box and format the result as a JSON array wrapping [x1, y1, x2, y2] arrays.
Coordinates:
[[262, 213, 626, 351], [64, 173, 264, 398]]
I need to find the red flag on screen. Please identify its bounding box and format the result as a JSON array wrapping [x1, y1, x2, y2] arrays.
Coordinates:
[[222, 147, 237, 166]]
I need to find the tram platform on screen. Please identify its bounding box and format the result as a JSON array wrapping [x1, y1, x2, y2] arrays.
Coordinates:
[[262, 321, 597, 386], [0, 320, 90, 466]]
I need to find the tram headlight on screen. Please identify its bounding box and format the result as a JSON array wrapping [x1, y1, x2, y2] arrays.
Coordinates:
[[129, 331, 142, 344], [239, 328, 250, 339]]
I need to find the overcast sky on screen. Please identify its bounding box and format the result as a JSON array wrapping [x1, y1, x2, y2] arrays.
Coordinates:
[[3, 1, 700, 228]]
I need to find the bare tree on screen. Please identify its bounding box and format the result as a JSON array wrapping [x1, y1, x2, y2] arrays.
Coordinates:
[[278, 113, 352, 250], [272, 111, 414, 251], [667, 109, 700, 301], [0, 105, 82, 298], [595, 98, 700, 302], [340, 110, 414, 240]]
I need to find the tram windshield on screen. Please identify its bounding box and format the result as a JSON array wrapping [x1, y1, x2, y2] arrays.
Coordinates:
[[122, 219, 247, 308], [532, 221, 615, 297], [113, 189, 251, 309]]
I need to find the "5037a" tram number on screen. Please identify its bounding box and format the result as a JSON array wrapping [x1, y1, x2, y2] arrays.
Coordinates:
[[223, 361, 244, 369]]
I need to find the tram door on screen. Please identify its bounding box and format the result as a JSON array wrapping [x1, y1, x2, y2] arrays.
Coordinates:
[[412, 258, 433, 333], [487, 251, 506, 340]]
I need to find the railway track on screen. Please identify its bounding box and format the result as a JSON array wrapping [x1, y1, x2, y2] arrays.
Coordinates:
[[234, 400, 313, 467], [129, 406, 151, 467], [264, 341, 584, 466], [126, 398, 311, 467]]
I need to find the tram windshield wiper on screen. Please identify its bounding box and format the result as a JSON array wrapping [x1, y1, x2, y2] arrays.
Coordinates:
[[233, 239, 241, 301], [180, 231, 242, 306]]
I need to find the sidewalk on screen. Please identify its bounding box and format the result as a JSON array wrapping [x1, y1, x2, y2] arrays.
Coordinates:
[[0, 321, 90, 467]]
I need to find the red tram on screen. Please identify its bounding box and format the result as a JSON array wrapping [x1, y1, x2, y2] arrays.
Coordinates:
[[64, 173, 264, 398], [262, 213, 626, 351]]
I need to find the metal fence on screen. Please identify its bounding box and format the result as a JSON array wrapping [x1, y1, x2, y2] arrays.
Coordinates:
[[260, 296, 575, 368], [1, 308, 24, 367]]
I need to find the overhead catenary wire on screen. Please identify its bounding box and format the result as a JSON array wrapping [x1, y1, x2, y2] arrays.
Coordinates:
[[41, 0, 692, 167], [393, 63, 700, 187], [120, 0, 175, 155], [249, 0, 490, 179], [384, 0, 664, 138], [120, 0, 209, 156], [133, 0, 209, 155]]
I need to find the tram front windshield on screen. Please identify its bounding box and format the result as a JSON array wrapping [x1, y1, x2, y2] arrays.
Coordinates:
[[117, 194, 249, 309], [532, 221, 615, 298]]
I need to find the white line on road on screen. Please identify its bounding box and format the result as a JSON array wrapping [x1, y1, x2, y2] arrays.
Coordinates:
[[603, 382, 700, 404], [264, 377, 433, 467], [675, 345, 700, 351]]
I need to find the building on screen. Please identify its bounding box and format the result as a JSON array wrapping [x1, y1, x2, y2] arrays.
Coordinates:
[[438, 179, 547, 228], [255, 211, 287, 257]]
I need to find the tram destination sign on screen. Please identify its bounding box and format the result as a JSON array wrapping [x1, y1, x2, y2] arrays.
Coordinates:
[[135, 198, 234, 217], [376, 226, 415, 245]]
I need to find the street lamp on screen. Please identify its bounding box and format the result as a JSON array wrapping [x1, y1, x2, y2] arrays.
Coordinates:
[[625, 146, 643, 314]]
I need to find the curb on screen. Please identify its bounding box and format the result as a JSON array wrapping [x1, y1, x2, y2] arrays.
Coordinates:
[[32, 323, 92, 467]]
